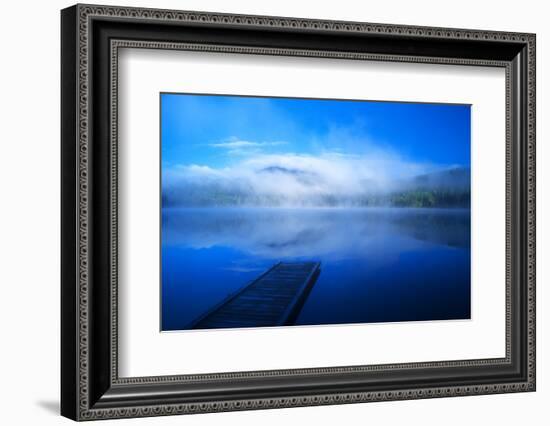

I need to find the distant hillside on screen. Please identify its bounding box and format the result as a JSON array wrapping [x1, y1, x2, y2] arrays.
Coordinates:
[[386, 167, 470, 208], [410, 167, 470, 191]]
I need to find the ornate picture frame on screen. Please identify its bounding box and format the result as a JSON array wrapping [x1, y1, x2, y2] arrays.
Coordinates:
[[61, 4, 535, 421]]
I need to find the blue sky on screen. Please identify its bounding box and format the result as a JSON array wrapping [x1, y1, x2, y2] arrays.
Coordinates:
[[161, 93, 470, 202], [161, 93, 470, 171]]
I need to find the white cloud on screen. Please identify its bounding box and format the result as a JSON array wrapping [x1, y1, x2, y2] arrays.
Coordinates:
[[209, 140, 260, 149], [163, 150, 445, 207], [207, 138, 287, 153]]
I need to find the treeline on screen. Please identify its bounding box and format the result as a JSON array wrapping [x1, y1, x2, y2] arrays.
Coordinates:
[[388, 189, 470, 208], [162, 188, 470, 208], [164, 188, 470, 208]]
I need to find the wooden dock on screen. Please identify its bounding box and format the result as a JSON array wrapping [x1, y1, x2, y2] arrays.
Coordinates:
[[189, 262, 321, 330]]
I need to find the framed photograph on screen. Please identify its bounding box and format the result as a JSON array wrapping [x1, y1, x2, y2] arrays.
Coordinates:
[[61, 4, 536, 421]]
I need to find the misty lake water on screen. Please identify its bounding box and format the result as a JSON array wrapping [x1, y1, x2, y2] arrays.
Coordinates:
[[161, 207, 471, 331]]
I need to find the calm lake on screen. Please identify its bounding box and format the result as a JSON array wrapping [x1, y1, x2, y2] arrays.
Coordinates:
[[161, 207, 471, 331]]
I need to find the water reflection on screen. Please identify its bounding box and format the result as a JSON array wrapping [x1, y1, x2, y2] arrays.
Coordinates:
[[163, 207, 470, 259], [161, 207, 471, 330]]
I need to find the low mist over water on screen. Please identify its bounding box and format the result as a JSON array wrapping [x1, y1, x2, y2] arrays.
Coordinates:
[[163, 155, 470, 208]]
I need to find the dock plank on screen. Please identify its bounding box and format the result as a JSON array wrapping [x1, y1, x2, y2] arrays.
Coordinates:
[[189, 262, 321, 330]]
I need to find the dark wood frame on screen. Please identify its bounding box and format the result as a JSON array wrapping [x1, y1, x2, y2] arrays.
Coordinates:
[[61, 4, 536, 421]]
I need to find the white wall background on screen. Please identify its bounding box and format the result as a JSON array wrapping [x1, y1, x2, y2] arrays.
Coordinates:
[[0, 0, 547, 424]]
